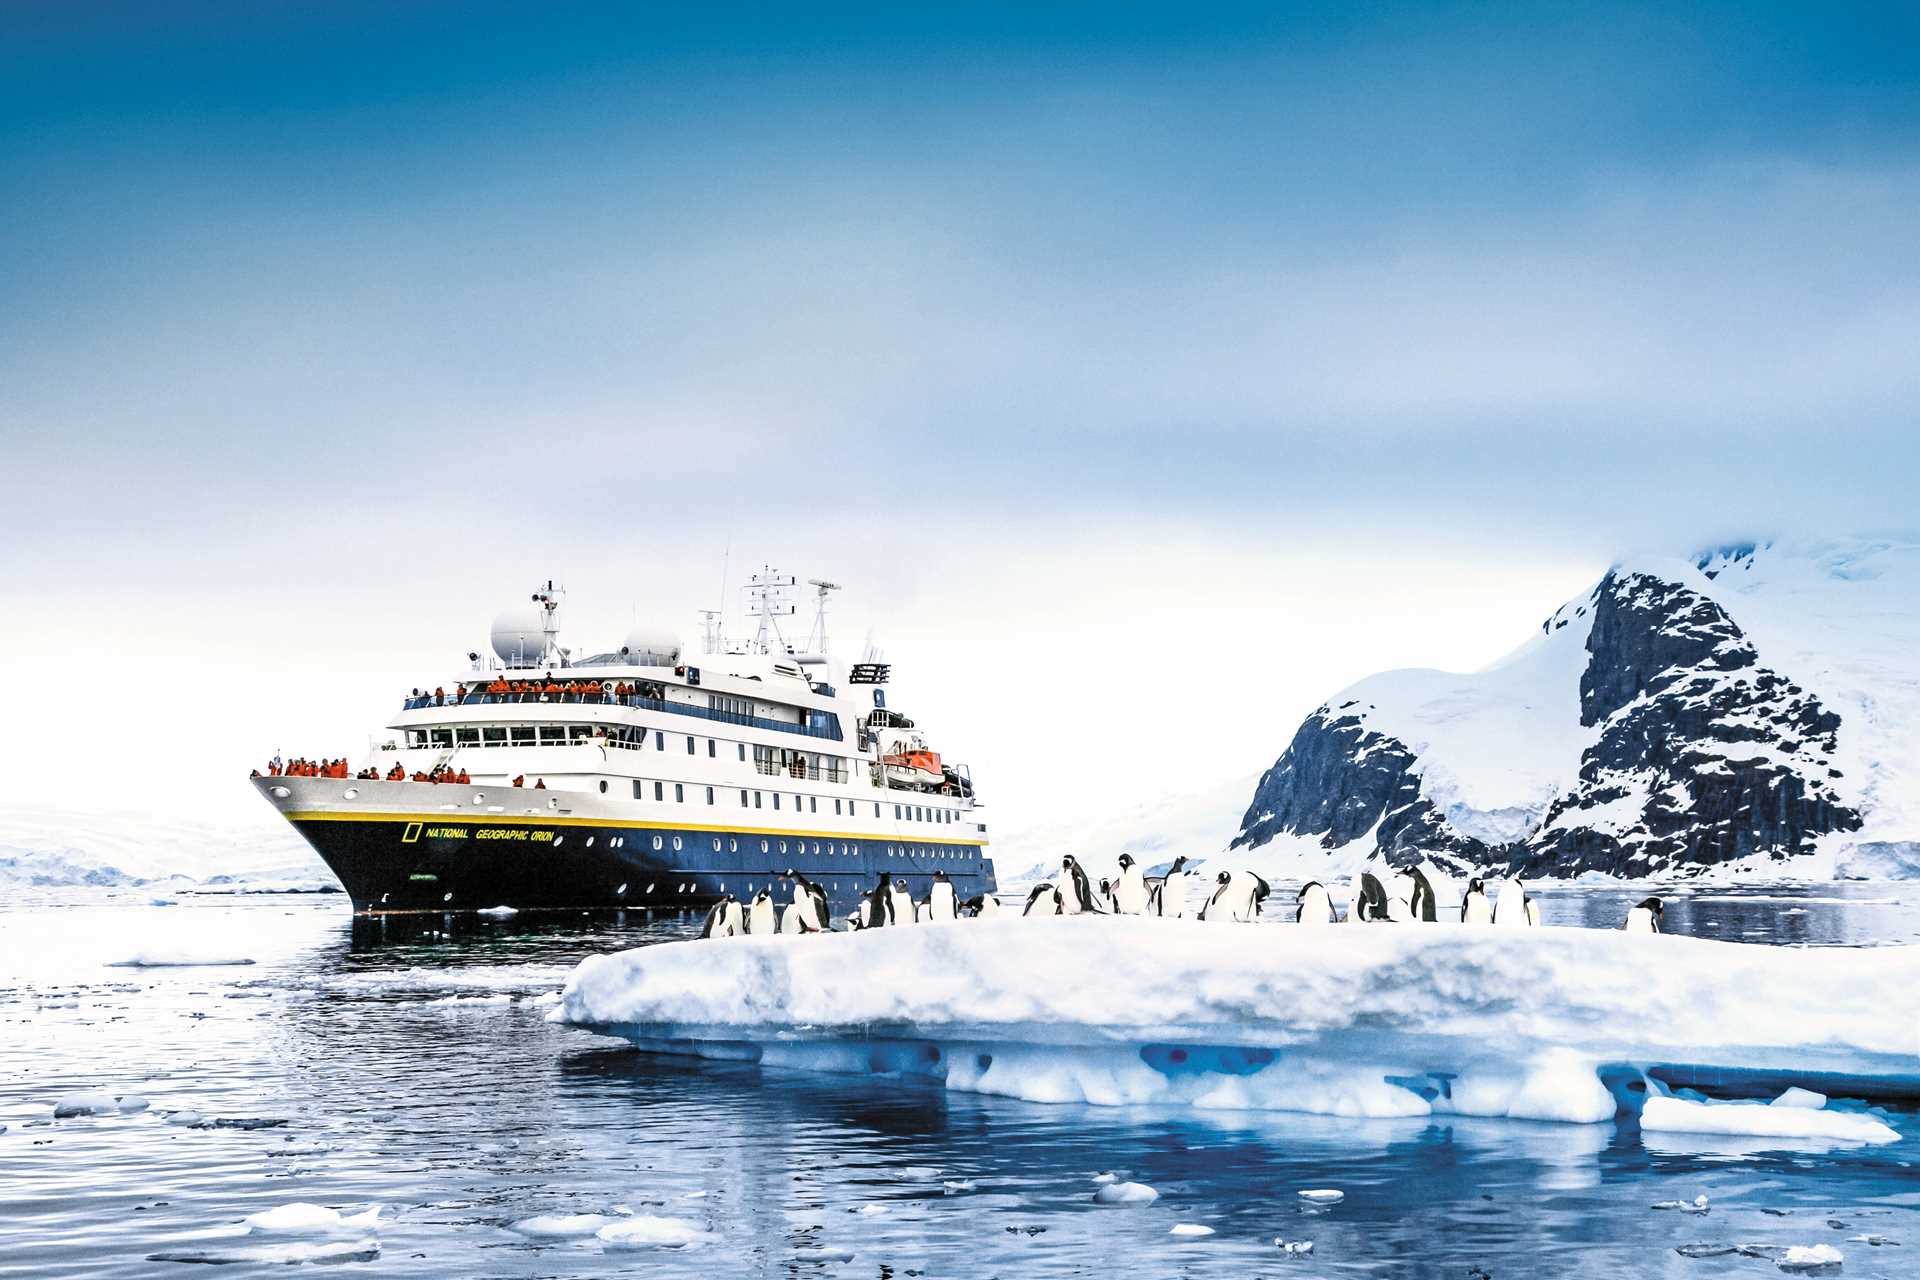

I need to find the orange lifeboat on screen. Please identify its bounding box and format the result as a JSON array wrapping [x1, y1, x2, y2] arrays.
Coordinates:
[[882, 748, 944, 788]]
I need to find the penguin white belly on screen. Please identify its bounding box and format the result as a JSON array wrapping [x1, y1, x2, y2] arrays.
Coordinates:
[[889, 887, 914, 924], [929, 883, 958, 922], [795, 892, 823, 932], [1298, 883, 1335, 924], [1461, 893, 1493, 925], [1114, 868, 1149, 915], [1160, 872, 1188, 918], [722, 902, 746, 936], [977, 895, 1000, 917], [1059, 887, 1085, 915], [1493, 881, 1531, 926], [779, 904, 802, 934], [1624, 906, 1656, 934], [748, 899, 775, 934]]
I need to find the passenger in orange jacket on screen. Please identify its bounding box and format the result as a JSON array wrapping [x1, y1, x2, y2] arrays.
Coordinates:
[[455, 769, 470, 784], [512, 774, 524, 787], [533, 778, 546, 789]]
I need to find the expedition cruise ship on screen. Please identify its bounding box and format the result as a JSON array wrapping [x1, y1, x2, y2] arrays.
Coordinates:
[[252, 572, 996, 915]]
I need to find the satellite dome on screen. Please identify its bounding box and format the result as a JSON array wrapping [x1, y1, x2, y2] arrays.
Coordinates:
[[621, 624, 681, 666], [491, 605, 550, 666]]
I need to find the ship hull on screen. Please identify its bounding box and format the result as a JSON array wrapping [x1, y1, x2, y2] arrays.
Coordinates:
[[255, 777, 995, 915]]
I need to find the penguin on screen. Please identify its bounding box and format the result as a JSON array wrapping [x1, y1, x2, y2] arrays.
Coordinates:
[[785, 868, 831, 934], [864, 874, 896, 927], [888, 876, 916, 925], [1295, 880, 1337, 924], [1200, 869, 1270, 923], [1152, 856, 1192, 918], [1460, 877, 1493, 924], [747, 889, 777, 935], [1350, 871, 1391, 923], [779, 903, 803, 934], [699, 894, 744, 938], [1623, 896, 1663, 934], [1407, 865, 1440, 923], [964, 893, 1001, 918], [1493, 879, 1539, 927], [1022, 883, 1063, 917], [1112, 853, 1151, 915], [1059, 856, 1099, 914], [926, 870, 959, 923]]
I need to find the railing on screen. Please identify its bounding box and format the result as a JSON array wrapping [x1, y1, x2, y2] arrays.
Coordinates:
[[400, 690, 843, 741]]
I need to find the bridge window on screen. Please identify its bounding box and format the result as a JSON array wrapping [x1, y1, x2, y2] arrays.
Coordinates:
[[482, 727, 507, 746], [538, 726, 567, 744], [456, 728, 479, 745], [510, 727, 535, 745]]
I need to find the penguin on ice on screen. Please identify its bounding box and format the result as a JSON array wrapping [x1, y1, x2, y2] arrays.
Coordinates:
[[1098, 878, 1118, 912], [1112, 853, 1151, 915], [779, 904, 803, 934], [700, 894, 745, 938], [1295, 880, 1337, 924], [926, 870, 959, 923], [1349, 871, 1391, 922], [1493, 879, 1541, 926], [1406, 866, 1440, 922], [747, 889, 777, 934], [1459, 877, 1493, 924], [1623, 896, 1664, 934], [888, 876, 916, 925], [1200, 869, 1270, 922], [1022, 883, 1063, 916], [864, 874, 897, 927], [784, 868, 831, 934], [1059, 856, 1099, 914], [1152, 856, 1193, 918], [964, 893, 1001, 918]]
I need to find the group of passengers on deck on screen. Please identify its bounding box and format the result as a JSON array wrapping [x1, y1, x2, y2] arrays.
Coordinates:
[[411, 676, 668, 707]]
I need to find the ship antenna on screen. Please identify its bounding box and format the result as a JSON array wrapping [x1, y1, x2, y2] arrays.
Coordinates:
[[805, 579, 841, 655], [746, 567, 796, 654]]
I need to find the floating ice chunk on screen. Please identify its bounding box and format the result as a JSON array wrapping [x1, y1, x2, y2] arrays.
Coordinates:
[[1297, 1189, 1344, 1205], [52, 1090, 122, 1118], [1651, 1195, 1710, 1214], [1675, 1243, 1740, 1258], [942, 1181, 976, 1194], [1093, 1182, 1158, 1205], [509, 1213, 620, 1237], [478, 906, 519, 917], [147, 1238, 379, 1266], [855, 1205, 887, 1217], [1091, 1172, 1118, 1185], [1777, 1244, 1844, 1272], [1276, 1239, 1314, 1255], [117, 1095, 150, 1114], [163, 1110, 204, 1127], [1169, 1224, 1215, 1237], [1643, 1095, 1898, 1145], [595, 1216, 710, 1249], [108, 948, 255, 968], [428, 993, 513, 1006], [243, 1203, 383, 1234], [1772, 1087, 1829, 1109]]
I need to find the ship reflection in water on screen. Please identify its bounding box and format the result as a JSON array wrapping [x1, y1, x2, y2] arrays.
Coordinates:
[[1, 882, 1916, 1279]]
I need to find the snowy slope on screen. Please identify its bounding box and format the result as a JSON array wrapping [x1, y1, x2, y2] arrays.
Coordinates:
[[1232, 536, 1920, 879], [0, 805, 327, 889], [995, 773, 1256, 884]]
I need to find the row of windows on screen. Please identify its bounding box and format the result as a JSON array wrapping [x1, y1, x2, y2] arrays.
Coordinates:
[[625, 779, 966, 829], [557, 827, 979, 864], [894, 801, 956, 826], [412, 726, 858, 788]]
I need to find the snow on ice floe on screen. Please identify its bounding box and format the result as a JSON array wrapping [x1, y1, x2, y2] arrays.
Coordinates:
[[1297, 1189, 1345, 1205], [594, 1216, 710, 1249], [1641, 1096, 1898, 1145], [1778, 1243, 1845, 1272], [509, 1212, 622, 1237], [1169, 1223, 1215, 1237], [243, 1203, 383, 1234], [51, 1090, 124, 1118], [1092, 1182, 1158, 1205], [148, 1238, 379, 1266], [552, 918, 1920, 1125]]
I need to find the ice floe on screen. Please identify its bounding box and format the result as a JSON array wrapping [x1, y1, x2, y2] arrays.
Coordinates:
[[1778, 1243, 1845, 1272], [1092, 1181, 1158, 1205], [1641, 1096, 1898, 1145], [243, 1203, 383, 1234], [147, 1238, 379, 1266], [554, 919, 1920, 1124], [1169, 1223, 1215, 1237], [508, 1212, 621, 1237], [595, 1216, 710, 1249], [1297, 1189, 1345, 1205], [108, 947, 255, 968], [51, 1090, 123, 1118]]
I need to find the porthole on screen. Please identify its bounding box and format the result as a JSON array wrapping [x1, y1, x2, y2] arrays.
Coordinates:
[[711, 837, 721, 852], [760, 839, 769, 853], [729, 838, 738, 852], [812, 842, 821, 855], [673, 836, 683, 851], [471, 792, 485, 804], [586, 836, 595, 847], [778, 840, 788, 854], [653, 835, 664, 851], [270, 786, 291, 799], [342, 787, 360, 800], [599, 780, 608, 794], [442, 892, 453, 903], [617, 883, 628, 895], [553, 835, 564, 847]]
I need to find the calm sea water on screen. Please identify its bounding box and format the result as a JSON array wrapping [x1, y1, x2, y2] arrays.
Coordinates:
[[3, 882, 1918, 1278]]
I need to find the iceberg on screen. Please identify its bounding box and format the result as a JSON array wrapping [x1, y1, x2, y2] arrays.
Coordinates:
[[553, 919, 1920, 1124]]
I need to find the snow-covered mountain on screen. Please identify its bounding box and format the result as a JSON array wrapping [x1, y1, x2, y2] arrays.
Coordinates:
[[0, 806, 329, 890], [1232, 537, 1920, 880]]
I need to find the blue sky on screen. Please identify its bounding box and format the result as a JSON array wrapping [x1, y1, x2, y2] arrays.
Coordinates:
[[3, 4, 1918, 841]]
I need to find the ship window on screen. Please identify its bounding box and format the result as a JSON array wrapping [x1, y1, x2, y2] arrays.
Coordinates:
[[730, 838, 738, 852], [654, 781, 664, 801], [633, 780, 643, 799], [754, 791, 762, 808], [652, 835, 663, 850], [895, 804, 902, 819], [809, 797, 817, 813], [773, 794, 780, 810], [779, 840, 787, 854], [675, 783, 684, 803], [482, 727, 507, 746], [739, 789, 748, 806], [599, 780, 608, 794], [874, 804, 881, 818], [687, 736, 695, 755], [430, 728, 454, 747], [812, 842, 821, 855], [760, 839, 769, 853], [706, 786, 714, 805], [539, 726, 567, 743], [511, 726, 536, 745], [570, 725, 593, 742], [738, 743, 746, 761], [655, 731, 664, 749], [456, 728, 479, 745], [673, 836, 683, 851], [707, 739, 716, 757]]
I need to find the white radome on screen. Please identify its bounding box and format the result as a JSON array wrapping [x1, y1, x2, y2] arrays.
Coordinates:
[[490, 605, 549, 665], [622, 625, 681, 666]]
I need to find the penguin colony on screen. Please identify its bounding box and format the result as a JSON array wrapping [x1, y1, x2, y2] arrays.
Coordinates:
[[700, 859, 1669, 936]]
